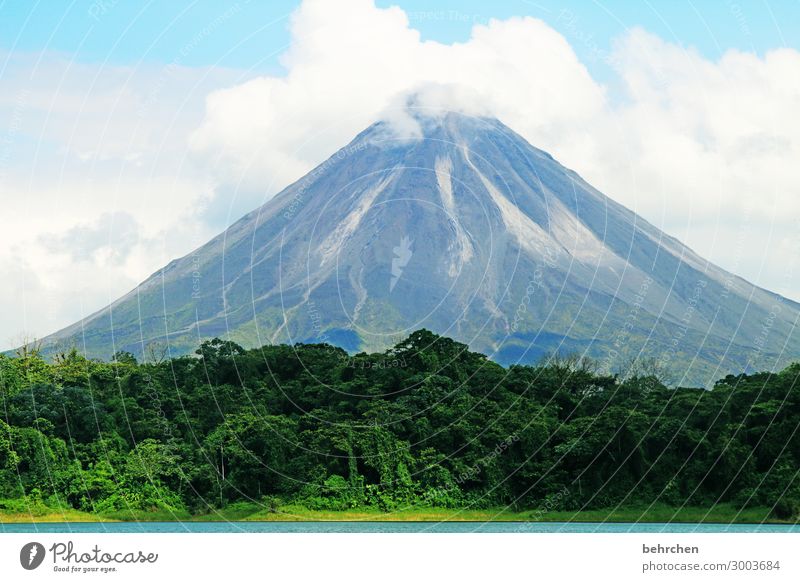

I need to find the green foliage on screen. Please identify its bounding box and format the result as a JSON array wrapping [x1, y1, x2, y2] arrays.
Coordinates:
[[772, 498, 797, 520], [1, 330, 799, 516]]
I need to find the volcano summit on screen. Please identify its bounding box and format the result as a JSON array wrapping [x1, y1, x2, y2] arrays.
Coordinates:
[[42, 112, 800, 386]]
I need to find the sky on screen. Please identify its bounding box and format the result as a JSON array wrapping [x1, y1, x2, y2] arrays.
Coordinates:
[[3, 1, 798, 70], [1, 0, 800, 350]]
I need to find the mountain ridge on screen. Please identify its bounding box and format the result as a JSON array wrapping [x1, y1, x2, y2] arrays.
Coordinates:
[[39, 111, 800, 386]]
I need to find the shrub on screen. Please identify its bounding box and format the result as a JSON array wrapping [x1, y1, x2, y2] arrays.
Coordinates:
[[771, 498, 796, 520]]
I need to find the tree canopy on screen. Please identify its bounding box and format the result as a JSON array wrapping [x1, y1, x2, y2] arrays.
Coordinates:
[[1, 330, 799, 518]]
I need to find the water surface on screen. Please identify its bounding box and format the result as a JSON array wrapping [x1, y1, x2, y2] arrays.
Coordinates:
[[2, 522, 798, 533]]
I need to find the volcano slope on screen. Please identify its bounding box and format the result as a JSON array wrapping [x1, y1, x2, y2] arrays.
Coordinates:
[[41, 112, 800, 386]]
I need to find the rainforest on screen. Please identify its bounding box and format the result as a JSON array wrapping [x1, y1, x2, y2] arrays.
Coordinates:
[[1, 330, 799, 523]]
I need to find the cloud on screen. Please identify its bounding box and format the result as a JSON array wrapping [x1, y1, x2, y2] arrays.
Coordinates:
[[189, 0, 800, 303], [40, 212, 140, 265], [0, 51, 234, 348], [2, 0, 800, 348], [188, 0, 604, 198]]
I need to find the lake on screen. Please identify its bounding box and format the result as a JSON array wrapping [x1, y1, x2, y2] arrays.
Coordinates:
[[2, 522, 798, 533]]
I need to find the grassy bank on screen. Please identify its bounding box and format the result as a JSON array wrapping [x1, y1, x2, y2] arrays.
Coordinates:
[[1, 500, 793, 524], [0, 500, 116, 523], [216, 503, 789, 524]]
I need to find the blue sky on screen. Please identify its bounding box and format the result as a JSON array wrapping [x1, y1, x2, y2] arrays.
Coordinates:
[[2, 0, 798, 76], [2, 0, 800, 345]]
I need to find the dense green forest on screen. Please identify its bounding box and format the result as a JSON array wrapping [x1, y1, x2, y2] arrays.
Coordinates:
[[1, 330, 799, 520]]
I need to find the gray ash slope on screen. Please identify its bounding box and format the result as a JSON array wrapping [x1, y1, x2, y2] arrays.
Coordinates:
[[43, 112, 799, 386]]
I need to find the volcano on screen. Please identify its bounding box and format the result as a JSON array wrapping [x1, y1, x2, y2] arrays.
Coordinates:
[[42, 112, 800, 386]]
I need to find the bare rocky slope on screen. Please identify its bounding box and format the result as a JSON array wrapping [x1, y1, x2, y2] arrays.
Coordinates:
[[41, 112, 800, 386]]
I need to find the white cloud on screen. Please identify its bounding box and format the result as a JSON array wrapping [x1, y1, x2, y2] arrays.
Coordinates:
[[39, 211, 140, 265], [0, 51, 235, 349], [188, 1, 605, 198]]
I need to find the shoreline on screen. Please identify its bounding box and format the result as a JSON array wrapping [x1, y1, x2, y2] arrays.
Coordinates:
[[1, 503, 796, 526]]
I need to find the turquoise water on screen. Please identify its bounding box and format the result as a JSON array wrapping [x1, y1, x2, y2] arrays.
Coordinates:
[[2, 522, 798, 533]]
